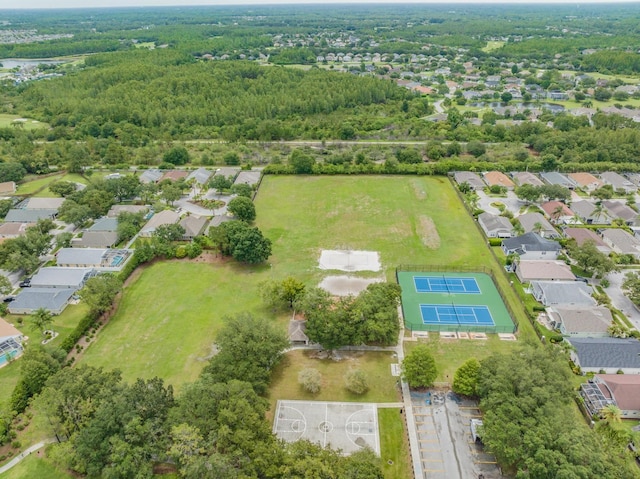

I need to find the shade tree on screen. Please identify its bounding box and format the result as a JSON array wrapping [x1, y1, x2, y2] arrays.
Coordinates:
[[402, 345, 437, 388]]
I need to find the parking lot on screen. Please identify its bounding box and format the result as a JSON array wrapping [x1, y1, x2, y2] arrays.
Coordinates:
[[410, 390, 503, 479]]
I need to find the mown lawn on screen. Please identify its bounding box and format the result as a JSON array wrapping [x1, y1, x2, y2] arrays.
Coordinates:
[[0, 453, 72, 479], [256, 175, 495, 281], [33, 173, 91, 197], [0, 114, 49, 130], [267, 350, 400, 418], [15, 174, 64, 196], [80, 260, 278, 391], [379, 408, 412, 479]]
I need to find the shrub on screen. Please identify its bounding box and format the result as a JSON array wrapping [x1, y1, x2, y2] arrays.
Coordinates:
[[345, 370, 369, 395], [298, 368, 322, 394]]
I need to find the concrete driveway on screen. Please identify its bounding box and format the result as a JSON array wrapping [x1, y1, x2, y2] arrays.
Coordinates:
[[477, 191, 523, 216], [604, 270, 640, 331], [175, 188, 234, 217]]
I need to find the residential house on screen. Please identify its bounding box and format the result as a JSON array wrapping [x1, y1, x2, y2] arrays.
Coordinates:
[[547, 90, 569, 101], [512, 172, 544, 187], [581, 375, 640, 419], [602, 200, 639, 226], [8, 288, 76, 315], [139, 210, 180, 237], [179, 216, 208, 240], [563, 228, 611, 253], [600, 172, 636, 193], [540, 172, 576, 189], [88, 217, 119, 232], [0, 181, 16, 195], [540, 201, 575, 224], [107, 205, 149, 218], [160, 170, 188, 183], [625, 173, 640, 188], [571, 200, 610, 225], [453, 171, 485, 190], [531, 281, 595, 306], [501, 232, 561, 260], [138, 169, 163, 184], [567, 172, 603, 192], [517, 212, 559, 238], [477, 213, 513, 238], [549, 305, 612, 337], [57, 248, 108, 268], [23, 197, 65, 210], [234, 170, 261, 187], [4, 209, 57, 223], [187, 168, 213, 186], [213, 167, 240, 180], [601, 229, 640, 257], [568, 337, 640, 374], [0, 222, 33, 239], [483, 171, 515, 190], [0, 317, 24, 364], [74, 231, 118, 248], [30, 267, 93, 290], [514, 260, 575, 283]]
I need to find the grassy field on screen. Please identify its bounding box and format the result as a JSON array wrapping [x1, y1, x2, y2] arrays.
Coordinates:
[[378, 408, 412, 479], [0, 114, 49, 131], [32, 173, 91, 197], [257, 176, 496, 281], [267, 350, 400, 417], [15, 174, 64, 196], [79, 175, 534, 389], [481, 41, 505, 52], [80, 260, 277, 390], [0, 453, 72, 479]]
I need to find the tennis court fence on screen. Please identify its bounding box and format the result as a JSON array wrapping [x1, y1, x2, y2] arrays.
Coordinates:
[[396, 264, 519, 334]]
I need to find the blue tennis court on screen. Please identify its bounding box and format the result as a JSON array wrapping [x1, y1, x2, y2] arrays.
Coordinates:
[[420, 304, 495, 326], [414, 276, 481, 294]]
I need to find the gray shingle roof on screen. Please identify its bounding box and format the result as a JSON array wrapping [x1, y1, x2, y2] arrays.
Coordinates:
[[554, 306, 611, 334], [5, 209, 57, 222], [502, 232, 561, 254], [76, 231, 118, 248], [540, 172, 575, 188], [478, 213, 512, 236], [8, 288, 75, 314], [187, 168, 213, 185], [569, 338, 640, 369], [453, 171, 485, 189], [57, 248, 107, 266], [139, 169, 163, 184], [531, 280, 595, 306], [234, 171, 261, 186], [31, 267, 92, 289], [88, 218, 119, 232], [517, 213, 558, 237]]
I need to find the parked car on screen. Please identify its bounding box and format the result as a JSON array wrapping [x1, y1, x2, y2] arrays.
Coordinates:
[[3, 296, 15, 303]]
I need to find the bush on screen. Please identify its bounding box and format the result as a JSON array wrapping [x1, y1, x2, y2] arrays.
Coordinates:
[[298, 368, 321, 394], [11, 440, 21, 449], [488, 238, 503, 246], [345, 370, 369, 395]]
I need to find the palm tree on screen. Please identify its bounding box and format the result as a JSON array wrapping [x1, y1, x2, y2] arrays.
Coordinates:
[[600, 404, 622, 424], [512, 222, 525, 236], [533, 222, 544, 234], [30, 307, 54, 335], [552, 205, 565, 224]]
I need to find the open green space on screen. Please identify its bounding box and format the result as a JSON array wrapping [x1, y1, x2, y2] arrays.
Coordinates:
[[80, 261, 274, 390], [79, 175, 533, 393], [0, 453, 72, 479], [15, 174, 64, 196], [0, 114, 49, 131], [267, 350, 400, 416], [481, 41, 505, 52], [404, 333, 519, 383], [378, 408, 412, 479], [0, 361, 20, 413], [32, 173, 91, 197]]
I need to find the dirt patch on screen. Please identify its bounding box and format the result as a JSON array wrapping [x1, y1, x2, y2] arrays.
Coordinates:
[[318, 250, 381, 272], [418, 215, 441, 249], [410, 179, 427, 200], [319, 275, 384, 296]]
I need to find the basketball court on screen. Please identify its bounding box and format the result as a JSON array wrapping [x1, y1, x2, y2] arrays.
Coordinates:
[[273, 400, 380, 455]]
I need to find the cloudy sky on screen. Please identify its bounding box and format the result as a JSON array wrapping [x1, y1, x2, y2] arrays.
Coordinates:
[[2, 0, 638, 9]]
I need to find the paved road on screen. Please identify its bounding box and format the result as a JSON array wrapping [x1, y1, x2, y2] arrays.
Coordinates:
[[476, 191, 523, 216], [605, 270, 640, 331], [0, 439, 56, 474]]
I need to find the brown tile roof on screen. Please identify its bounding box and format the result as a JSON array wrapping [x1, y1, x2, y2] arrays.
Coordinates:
[[596, 374, 640, 412], [563, 228, 609, 250], [517, 260, 575, 281], [567, 172, 603, 189], [160, 170, 188, 182], [0, 317, 22, 340], [483, 171, 515, 188], [0, 222, 34, 237], [541, 201, 574, 218], [0, 181, 16, 195]]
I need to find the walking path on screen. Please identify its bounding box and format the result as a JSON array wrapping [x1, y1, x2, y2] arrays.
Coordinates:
[[0, 439, 56, 474]]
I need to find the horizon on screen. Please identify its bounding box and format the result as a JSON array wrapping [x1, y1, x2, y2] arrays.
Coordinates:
[[1, 0, 640, 11]]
